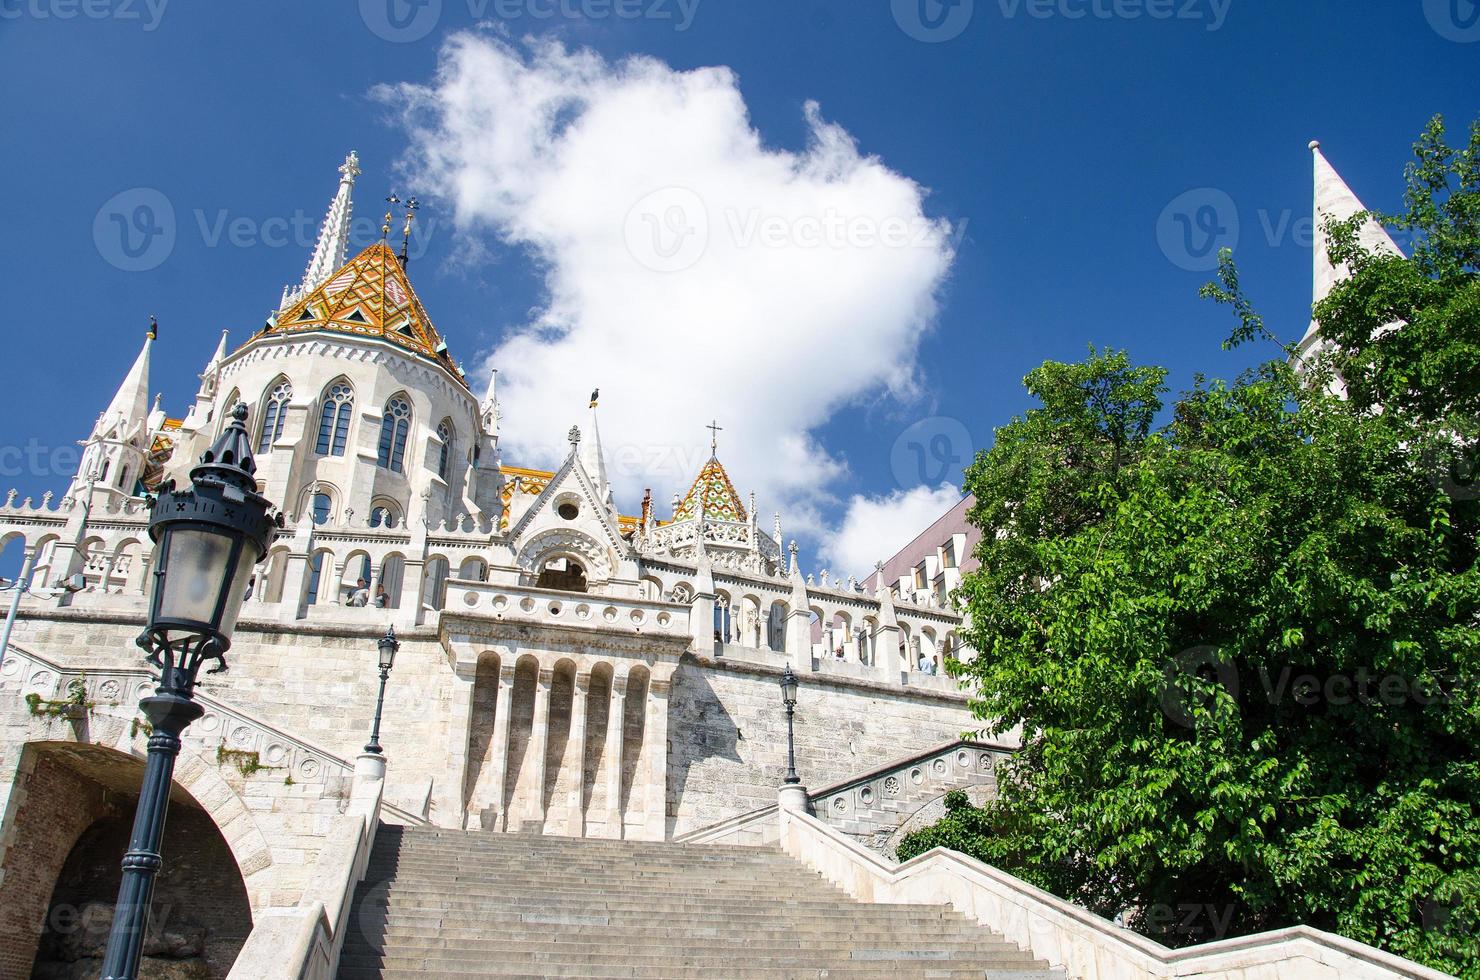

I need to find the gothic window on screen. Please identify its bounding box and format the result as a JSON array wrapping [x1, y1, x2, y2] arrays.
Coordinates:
[[310, 492, 332, 526], [369, 504, 399, 529], [437, 419, 454, 479], [315, 381, 354, 456], [377, 395, 411, 472], [305, 552, 324, 606], [98, 458, 110, 484], [257, 380, 292, 454]]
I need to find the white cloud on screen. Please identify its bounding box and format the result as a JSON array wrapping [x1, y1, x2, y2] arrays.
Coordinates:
[[379, 33, 955, 537], [822, 482, 962, 582]]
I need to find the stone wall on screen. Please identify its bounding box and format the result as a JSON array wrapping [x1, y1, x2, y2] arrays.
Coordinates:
[[667, 656, 976, 838], [0, 751, 111, 978], [4, 608, 980, 845]]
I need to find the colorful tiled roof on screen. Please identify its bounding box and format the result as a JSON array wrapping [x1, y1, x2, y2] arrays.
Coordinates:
[[675, 456, 747, 523], [267, 242, 465, 385]]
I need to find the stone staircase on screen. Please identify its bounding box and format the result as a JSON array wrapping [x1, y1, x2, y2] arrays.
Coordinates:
[[337, 825, 1066, 979]]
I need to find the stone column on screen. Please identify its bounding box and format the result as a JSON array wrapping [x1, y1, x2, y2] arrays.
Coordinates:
[[483, 662, 517, 831], [642, 674, 672, 841], [603, 671, 628, 838], [443, 667, 476, 829], [565, 671, 591, 837], [126, 551, 151, 596], [396, 558, 425, 629], [527, 665, 553, 828], [325, 555, 342, 605]]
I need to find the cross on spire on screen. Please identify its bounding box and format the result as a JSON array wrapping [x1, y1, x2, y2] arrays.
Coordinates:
[[706, 419, 723, 457]]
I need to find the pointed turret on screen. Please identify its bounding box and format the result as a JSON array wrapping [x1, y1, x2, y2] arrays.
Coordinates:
[[96, 332, 152, 441], [582, 395, 614, 512], [1298, 140, 1405, 360], [280, 151, 360, 310], [481, 367, 500, 435], [68, 330, 154, 501]]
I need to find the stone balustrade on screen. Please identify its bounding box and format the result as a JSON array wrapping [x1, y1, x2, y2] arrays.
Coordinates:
[[445, 578, 690, 637]]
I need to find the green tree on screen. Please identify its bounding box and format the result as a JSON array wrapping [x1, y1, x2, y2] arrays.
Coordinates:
[[923, 116, 1480, 976]]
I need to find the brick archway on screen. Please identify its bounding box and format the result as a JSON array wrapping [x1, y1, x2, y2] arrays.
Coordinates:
[[0, 736, 272, 978]]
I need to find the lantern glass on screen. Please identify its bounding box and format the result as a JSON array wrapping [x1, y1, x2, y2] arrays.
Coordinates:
[[377, 635, 398, 671], [780, 668, 798, 705], [154, 526, 257, 641]]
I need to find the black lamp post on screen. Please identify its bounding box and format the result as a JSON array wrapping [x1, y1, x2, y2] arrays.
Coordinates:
[[364, 626, 399, 754], [100, 404, 274, 980], [780, 665, 800, 785]]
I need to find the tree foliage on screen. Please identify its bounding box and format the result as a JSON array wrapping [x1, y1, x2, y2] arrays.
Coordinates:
[[926, 116, 1480, 976]]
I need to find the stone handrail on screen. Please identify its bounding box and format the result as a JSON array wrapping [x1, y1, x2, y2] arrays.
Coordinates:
[[776, 807, 1454, 980], [228, 754, 386, 980]]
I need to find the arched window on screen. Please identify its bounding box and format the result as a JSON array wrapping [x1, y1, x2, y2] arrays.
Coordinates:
[[377, 395, 411, 472], [437, 419, 454, 479], [315, 381, 354, 456], [369, 505, 399, 529], [310, 492, 332, 526], [305, 552, 324, 606], [257, 379, 291, 454]]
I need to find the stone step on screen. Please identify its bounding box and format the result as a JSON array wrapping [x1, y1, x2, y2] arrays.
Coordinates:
[[338, 950, 1046, 971], [339, 968, 1063, 980], [337, 827, 1056, 980], [352, 895, 968, 919]]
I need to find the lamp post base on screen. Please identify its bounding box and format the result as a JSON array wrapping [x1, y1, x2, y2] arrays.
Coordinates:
[[777, 783, 811, 814]]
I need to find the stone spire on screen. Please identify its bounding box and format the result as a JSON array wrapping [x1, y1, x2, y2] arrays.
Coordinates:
[[280, 150, 360, 310], [1298, 141, 1404, 361], [582, 393, 614, 512], [68, 330, 154, 501], [95, 331, 153, 441], [481, 367, 500, 436], [197, 329, 229, 399]]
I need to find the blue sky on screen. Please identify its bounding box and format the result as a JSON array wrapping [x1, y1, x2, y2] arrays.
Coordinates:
[[0, 0, 1474, 578]]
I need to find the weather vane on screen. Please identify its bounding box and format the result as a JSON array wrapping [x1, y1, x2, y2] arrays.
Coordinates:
[[399, 197, 420, 265], [381, 193, 400, 240]]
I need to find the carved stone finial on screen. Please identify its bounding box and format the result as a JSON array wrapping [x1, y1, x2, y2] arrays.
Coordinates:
[[789, 539, 798, 556], [41, 491, 53, 508], [4, 489, 15, 508], [874, 559, 885, 575], [568, 425, 581, 446]]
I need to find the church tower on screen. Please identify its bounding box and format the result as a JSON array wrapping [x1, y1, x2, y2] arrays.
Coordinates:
[[67, 325, 157, 508]]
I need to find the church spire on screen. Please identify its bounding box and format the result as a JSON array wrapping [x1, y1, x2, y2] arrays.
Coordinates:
[[96, 329, 153, 440], [581, 389, 614, 511], [1299, 140, 1404, 359], [280, 150, 360, 310]]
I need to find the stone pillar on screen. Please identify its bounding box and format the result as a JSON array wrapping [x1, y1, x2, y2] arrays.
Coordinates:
[[642, 674, 672, 841], [396, 558, 425, 629], [444, 667, 476, 829], [483, 662, 517, 831], [325, 555, 342, 605], [874, 588, 902, 680], [565, 672, 591, 837], [690, 561, 716, 653], [527, 665, 553, 828], [603, 671, 628, 838], [126, 550, 150, 596]]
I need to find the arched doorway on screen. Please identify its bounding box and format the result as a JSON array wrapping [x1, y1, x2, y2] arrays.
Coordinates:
[[0, 744, 253, 979], [535, 556, 587, 593]]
